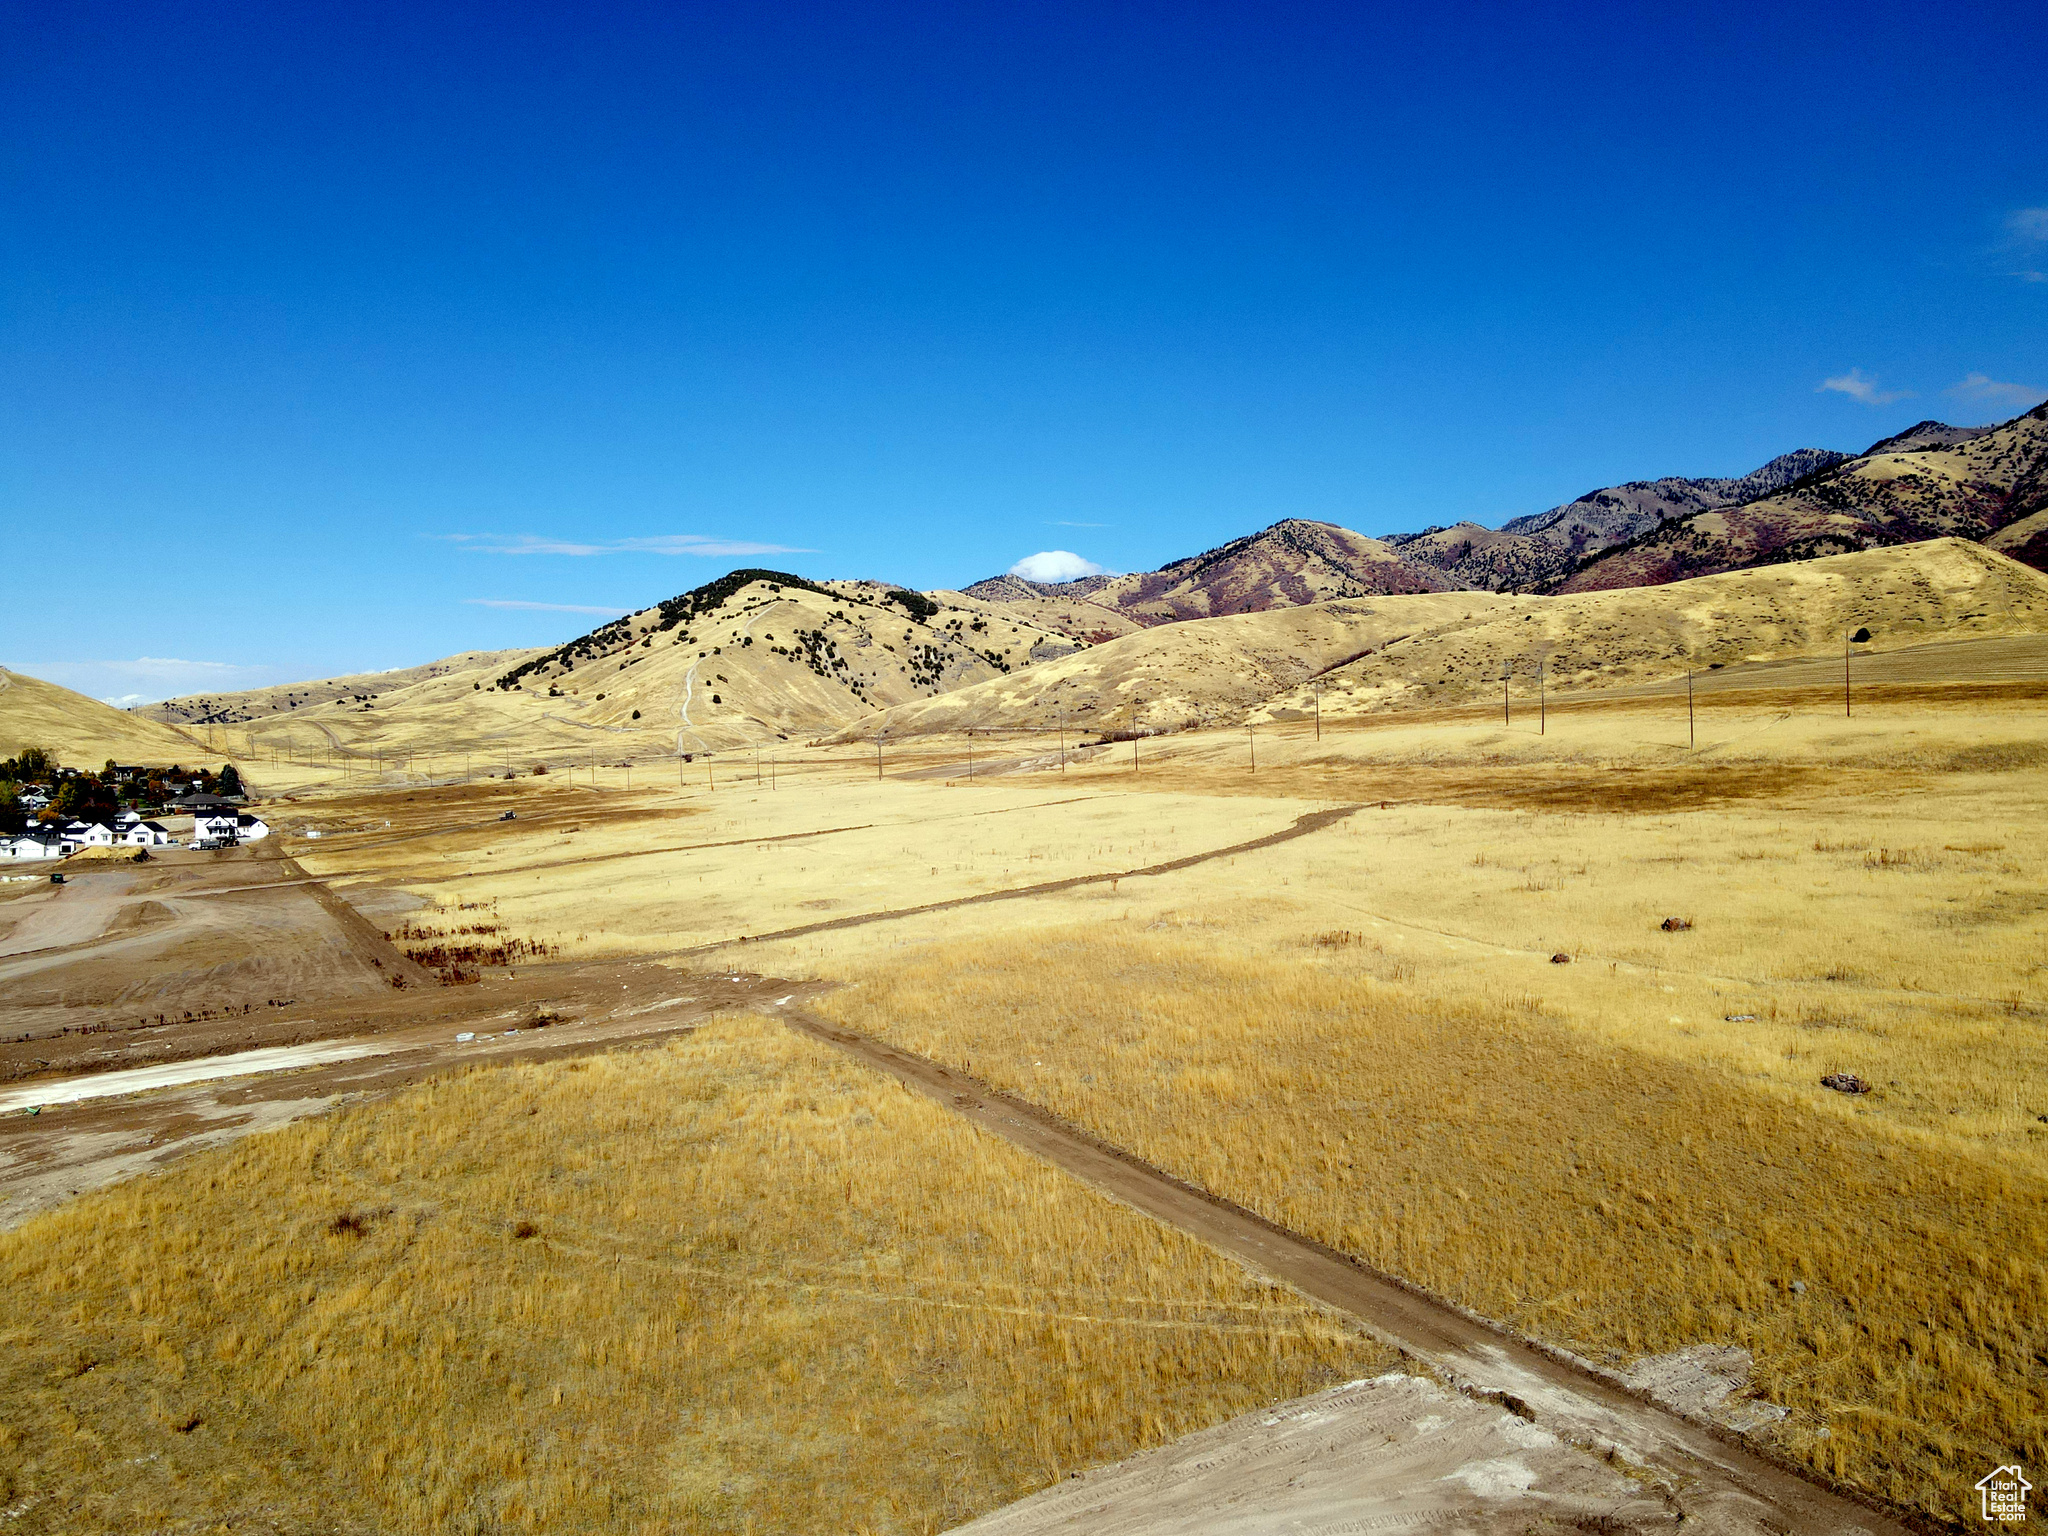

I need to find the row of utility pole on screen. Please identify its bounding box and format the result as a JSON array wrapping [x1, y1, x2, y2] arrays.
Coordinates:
[[228, 628, 1872, 794]]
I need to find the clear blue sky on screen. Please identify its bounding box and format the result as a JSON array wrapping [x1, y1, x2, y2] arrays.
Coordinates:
[[3, 0, 2043, 701]]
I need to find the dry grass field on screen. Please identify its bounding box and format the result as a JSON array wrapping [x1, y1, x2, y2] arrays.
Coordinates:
[[0, 1013, 1384, 1535], [814, 926, 2046, 1525], [9, 593, 2042, 1533], [269, 670, 2048, 1527]]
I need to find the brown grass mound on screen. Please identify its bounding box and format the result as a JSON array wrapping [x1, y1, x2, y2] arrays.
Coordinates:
[[0, 1013, 1384, 1535]]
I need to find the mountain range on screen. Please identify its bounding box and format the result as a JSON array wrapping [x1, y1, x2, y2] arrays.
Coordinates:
[[964, 402, 2046, 619], [114, 398, 2047, 759]]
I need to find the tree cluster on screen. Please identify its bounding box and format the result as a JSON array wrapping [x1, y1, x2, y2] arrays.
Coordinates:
[[0, 749, 240, 834]]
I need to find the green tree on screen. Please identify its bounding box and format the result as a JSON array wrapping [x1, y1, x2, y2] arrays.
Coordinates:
[[218, 764, 244, 797]]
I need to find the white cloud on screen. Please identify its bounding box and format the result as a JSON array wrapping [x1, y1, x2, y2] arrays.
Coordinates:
[[1009, 550, 1108, 583], [464, 599, 632, 615], [1818, 369, 1913, 406], [439, 533, 816, 558], [2001, 207, 2047, 282], [1947, 373, 2045, 410], [1047, 520, 1110, 528], [2007, 207, 2048, 241], [3, 656, 286, 706]]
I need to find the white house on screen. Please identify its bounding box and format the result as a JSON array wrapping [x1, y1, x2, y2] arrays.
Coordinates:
[[192, 809, 241, 849], [60, 821, 116, 851], [237, 813, 270, 841], [16, 788, 50, 813], [120, 820, 172, 847], [2, 832, 65, 861]]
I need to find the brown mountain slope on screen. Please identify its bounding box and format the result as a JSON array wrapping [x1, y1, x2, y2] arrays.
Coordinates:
[[0, 668, 217, 768], [835, 539, 2048, 740], [1268, 538, 2048, 719], [1558, 401, 2048, 592], [161, 570, 1092, 759], [1387, 448, 1847, 591], [967, 519, 1459, 626], [831, 593, 1514, 739], [157, 650, 542, 727]]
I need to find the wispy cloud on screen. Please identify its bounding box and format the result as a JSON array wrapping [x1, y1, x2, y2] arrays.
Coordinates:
[[2, 656, 286, 706], [1009, 550, 1109, 583], [1818, 369, 1913, 406], [439, 533, 815, 558], [1999, 206, 2048, 282], [464, 598, 632, 616], [1047, 520, 1110, 529], [1947, 372, 2045, 410]]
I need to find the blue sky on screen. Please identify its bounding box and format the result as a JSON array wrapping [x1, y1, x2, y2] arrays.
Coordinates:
[[2, 0, 2043, 701]]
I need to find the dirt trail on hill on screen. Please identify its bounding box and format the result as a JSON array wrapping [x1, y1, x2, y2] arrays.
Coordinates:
[[778, 1005, 1915, 1536]]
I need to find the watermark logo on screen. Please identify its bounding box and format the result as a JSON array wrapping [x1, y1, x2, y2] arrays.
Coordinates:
[[1976, 1465, 2030, 1524]]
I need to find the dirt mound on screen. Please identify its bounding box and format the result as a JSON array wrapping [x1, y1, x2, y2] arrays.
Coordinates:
[[952, 1372, 1676, 1535]]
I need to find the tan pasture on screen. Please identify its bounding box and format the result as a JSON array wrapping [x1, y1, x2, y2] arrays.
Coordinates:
[[0, 1013, 1383, 1535], [160, 671, 2048, 1529]]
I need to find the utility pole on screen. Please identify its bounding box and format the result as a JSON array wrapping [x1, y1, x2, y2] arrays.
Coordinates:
[[1058, 711, 1066, 773], [967, 730, 973, 778], [1131, 699, 1140, 774], [1845, 632, 1852, 718], [1502, 664, 1510, 727], [1538, 661, 1546, 736], [1687, 668, 1695, 750], [1248, 725, 1256, 771], [1312, 681, 1322, 741]]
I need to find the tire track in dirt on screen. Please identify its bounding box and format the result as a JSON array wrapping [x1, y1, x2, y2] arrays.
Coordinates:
[[654, 804, 1363, 957], [776, 1005, 1919, 1536]]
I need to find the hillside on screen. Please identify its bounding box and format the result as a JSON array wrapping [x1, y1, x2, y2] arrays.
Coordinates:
[[0, 667, 218, 768], [933, 582, 1142, 643], [1272, 537, 2048, 719], [158, 649, 541, 726], [1388, 448, 1847, 590], [1559, 401, 2048, 592], [156, 570, 1091, 762], [830, 593, 1515, 739], [837, 539, 2048, 738], [966, 519, 1459, 624]]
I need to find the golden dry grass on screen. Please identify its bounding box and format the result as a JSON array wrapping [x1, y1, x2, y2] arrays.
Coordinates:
[[0, 668, 212, 768], [0, 1013, 1385, 1535], [91, 677, 2043, 1529], [813, 927, 2048, 1527]]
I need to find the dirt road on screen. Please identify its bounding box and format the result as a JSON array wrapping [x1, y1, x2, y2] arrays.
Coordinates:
[[659, 803, 1364, 955], [780, 1006, 1917, 1536], [0, 963, 799, 1228]]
